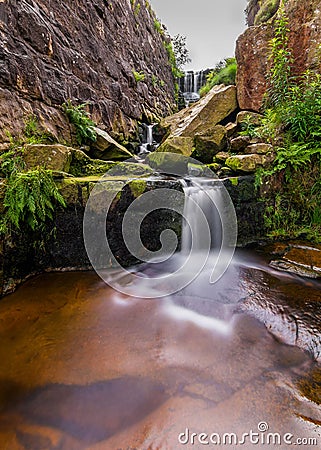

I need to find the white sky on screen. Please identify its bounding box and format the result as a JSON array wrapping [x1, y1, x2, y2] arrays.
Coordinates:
[[150, 0, 248, 71]]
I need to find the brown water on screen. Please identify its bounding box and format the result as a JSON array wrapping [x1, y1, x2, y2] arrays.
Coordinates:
[[0, 250, 321, 449]]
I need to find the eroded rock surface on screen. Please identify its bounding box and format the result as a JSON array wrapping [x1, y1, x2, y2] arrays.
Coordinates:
[[0, 0, 176, 143], [237, 0, 321, 111]]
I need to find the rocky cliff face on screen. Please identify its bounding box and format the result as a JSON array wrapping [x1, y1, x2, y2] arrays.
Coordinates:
[[0, 0, 176, 144], [236, 0, 321, 111]]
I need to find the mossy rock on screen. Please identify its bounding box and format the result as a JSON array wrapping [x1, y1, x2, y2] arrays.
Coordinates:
[[107, 162, 153, 177], [244, 143, 273, 155], [236, 111, 262, 127], [254, 0, 280, 25], [23, 144, 73, 172], [90, 127, 133, 161], [146, 152, 188, 175], [157, 136, 194, 156], [187, 163, 216, 177], [226, 154, 271, 173], [192, 125, 227, 163], [207, 163, 221, 173], [214, 152, 230, 163], [128, 179, 147, 197], [70, 149, 115, 176]]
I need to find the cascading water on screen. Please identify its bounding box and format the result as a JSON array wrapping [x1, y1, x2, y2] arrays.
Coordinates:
[[179, 70, 207, 106], [138, 124, 155, 155], [181, 179, 223, 253]]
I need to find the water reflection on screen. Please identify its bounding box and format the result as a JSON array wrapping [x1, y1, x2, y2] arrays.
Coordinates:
[[0, 251, 320, 448]]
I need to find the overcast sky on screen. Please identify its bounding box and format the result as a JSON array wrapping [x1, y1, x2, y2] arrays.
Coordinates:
[[150, 0, 248, 71]]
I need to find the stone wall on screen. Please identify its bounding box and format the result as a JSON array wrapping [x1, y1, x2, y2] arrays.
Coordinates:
[[0, 0, 176, 144], [236, 0, 321, 111], [0, 174, 265, 298]]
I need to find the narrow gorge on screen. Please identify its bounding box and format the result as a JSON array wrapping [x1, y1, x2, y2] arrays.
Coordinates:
[[1, 1, 321, 448]]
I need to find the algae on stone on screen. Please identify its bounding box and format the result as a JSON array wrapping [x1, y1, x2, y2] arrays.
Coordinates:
[[129, 179, 147, 197]]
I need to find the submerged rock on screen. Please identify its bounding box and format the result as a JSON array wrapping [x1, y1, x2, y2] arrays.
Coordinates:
[[270, 244, 321, 279]]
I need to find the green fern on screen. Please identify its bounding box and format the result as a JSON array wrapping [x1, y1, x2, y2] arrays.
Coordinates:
[[1, 168, 66, 233], [62, 100, 97, 145]]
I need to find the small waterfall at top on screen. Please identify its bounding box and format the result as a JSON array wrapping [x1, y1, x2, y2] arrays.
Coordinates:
[[179, 70, 206, 106], [138, 124, 155, 156]]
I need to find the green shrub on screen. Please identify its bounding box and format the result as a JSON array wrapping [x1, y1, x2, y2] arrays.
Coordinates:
[[62, 100, 97, 145], [255, 8, 321, 242], [4, 115, 55, 151], [200, 58, 237, 97], [163, 41, 184, 79], [154, 19, 163, 35]]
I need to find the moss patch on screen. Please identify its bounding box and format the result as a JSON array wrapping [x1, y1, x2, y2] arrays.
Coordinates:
[[254, 0, 280, 25], [129, 179, 147, 197], [69, 149, 115, 176]]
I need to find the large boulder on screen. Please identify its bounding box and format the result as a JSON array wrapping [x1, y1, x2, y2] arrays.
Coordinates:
[[237, 0, 321, 111], [146, 152, 188, 175], [160, 85, 238, 138], [193, 125, 227, 163], [156, 136, 194, 156], [90, 127, 133, 161], [23, 144, 73, 172]]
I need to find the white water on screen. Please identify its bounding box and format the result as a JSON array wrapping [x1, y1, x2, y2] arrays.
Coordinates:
[[138, 124, 154, 155], [181, 179, 223, 253]]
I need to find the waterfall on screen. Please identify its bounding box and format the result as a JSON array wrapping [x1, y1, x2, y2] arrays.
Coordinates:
[[138, 124, 154, 155], [179, 70, 207, 107], [181, 179, 223, 254]]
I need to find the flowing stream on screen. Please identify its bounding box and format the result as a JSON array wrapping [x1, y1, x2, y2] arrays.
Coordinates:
[[0, 179, 321, 449]]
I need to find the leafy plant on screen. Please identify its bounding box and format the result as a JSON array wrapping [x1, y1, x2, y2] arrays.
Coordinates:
[[0, 149, 24, 178], [132, 70, 145, 82], [254, 7, 321, 242], [3, 116, 55, 151], [163, 41, 184, 79], [153, 19, 164, 35], [0, 168, 66, 234], [62, 100, 97, 145], [200, 58, 237, 96], [265, 8, 292, 108], [172, 34, 191, 69]]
